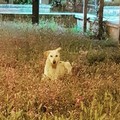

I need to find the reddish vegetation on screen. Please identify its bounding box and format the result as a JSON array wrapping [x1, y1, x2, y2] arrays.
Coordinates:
[[0, 21, 119, 119]]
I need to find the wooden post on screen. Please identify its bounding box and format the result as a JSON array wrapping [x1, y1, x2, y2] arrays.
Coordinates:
[[83, 0, 88, 32], [97, 0, 104, 39], [32, 0, 39, 24]]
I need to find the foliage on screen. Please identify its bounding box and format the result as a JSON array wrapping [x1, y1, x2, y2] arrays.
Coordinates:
[[0, 20, 120, 120], [87, 50, 106, 65], [105, 1, 120, 6], [110, 49, 120, 64], [13, 0, 32, 4]]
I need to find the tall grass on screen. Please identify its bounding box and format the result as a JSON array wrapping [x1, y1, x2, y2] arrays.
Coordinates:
[[0, 20, 120, 120]]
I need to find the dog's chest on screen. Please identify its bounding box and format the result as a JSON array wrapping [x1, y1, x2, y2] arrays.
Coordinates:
[[45, 63, 67, 79]]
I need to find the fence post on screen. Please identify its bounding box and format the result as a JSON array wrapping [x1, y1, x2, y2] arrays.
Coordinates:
[[32, 0, 39, 24]]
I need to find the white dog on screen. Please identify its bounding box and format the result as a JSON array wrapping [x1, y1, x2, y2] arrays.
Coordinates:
[[42, 47, 72, 80]]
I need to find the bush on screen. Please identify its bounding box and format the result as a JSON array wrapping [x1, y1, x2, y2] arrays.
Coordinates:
[[13, 0, 32, 4], [110, 50, 120, 64], [105, 1, 120, 6], [87, 50, 106, 65], [99, 40, 118, 48]]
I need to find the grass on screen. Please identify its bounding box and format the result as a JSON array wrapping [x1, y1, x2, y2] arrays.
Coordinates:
[[0, 19, 120, 120]]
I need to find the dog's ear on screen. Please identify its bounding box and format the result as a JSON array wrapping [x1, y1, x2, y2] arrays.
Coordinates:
[[44, 51, 50, 58], [56, 47, 62, 51]]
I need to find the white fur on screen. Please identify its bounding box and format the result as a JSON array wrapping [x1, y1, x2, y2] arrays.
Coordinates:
[[42, 47, 72, 80]]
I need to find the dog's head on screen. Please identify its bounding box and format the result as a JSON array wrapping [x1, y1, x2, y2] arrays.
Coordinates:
[[44, 47, 62, 68]]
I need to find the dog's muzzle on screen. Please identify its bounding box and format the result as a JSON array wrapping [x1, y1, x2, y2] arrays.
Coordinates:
[[53, 60, 56, 64], [52, 60, 57, 68]]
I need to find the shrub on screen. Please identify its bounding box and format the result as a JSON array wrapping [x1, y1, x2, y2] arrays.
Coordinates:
[[105, 1, 120, 6], [87, 50, 106, 65], [110, 50, 120, 64], [13, 0, 32, 4], [99, 40, 118, 48]]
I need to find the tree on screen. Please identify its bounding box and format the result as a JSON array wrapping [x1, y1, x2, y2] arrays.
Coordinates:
[[32, 0, 39, 24], [83, 0, 88, 32], [97, 0, 104, 40]]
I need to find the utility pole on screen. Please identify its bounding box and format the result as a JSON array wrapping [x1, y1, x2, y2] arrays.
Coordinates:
[[83, 0, 88, 32], [32, 0, 39, 24]]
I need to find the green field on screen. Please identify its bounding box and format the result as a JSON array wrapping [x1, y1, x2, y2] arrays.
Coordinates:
[[0, 20, 120, 120]]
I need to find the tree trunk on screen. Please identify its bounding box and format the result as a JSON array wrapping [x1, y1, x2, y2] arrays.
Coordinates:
[[118, 16, 120, 44], [32, 0, 39, 24], [97, 0, 104, 40], [83, 0, 88, 32], [118, 24, 120, 44]]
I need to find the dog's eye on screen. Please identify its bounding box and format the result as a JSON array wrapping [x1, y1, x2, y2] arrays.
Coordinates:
[[50, 55, 53, 57], [55, 55, 58, 57]]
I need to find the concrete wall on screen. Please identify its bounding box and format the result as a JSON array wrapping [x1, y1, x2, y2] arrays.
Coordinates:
[[106, 23, 120, 41], [105, 0, 112, 1]]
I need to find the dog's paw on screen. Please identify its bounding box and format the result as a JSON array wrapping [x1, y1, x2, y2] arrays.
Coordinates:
[[41, 74, 51, 81]]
